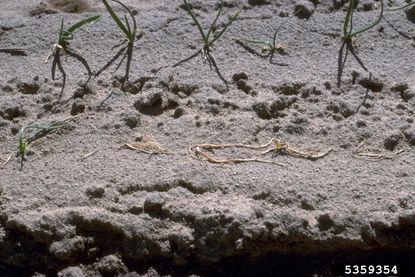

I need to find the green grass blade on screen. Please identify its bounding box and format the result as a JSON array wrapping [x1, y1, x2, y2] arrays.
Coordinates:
[[183, 0, 208, 45], [124, 14, 132, 36], [208, 9, 240, 47], [25, 122, 67, 144], [66, 15, 101, 34], [349, 3, 354, 37], [272, 9, 300, 47], [103, 0, 130, 38], [206, 4, 223, 42], [18, 133, 27, 157], [112, 0, 137, 41], [18, 124, 37, 154], [61, 32, 74, 42], [350, 0, 383, 37], [59, 18, 64, 37], [18, 118, 72, 160], [343, 0, 355, 38], [58, 18, 65, 45]]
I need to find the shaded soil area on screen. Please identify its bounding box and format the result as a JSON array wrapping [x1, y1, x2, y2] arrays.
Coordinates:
[[1, 249, 415, 276]]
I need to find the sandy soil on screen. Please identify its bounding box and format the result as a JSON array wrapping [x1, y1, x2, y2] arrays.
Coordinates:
[[0, 0, 414, 276]]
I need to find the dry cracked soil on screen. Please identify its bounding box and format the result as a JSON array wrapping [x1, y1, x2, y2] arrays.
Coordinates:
[[0, 0, 415, 276]]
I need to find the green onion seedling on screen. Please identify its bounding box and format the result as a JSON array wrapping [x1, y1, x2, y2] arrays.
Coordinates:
[[236, 10, 300, 55], [183, 0, 240, 60], [102, 0, 143, 84], [342, 0, 384, 44], [45, 15, 101, 63], [102, 0, 142, 47], [337, 0, 384, 87]]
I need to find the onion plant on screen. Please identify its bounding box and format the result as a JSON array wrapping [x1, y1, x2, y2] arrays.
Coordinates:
[[45, 15, 101, 63], [102, 0, 141, 47], [338, 0, 384, 87], [183, 0, 240, 60], [102, 0, 143, 84], [236, 10, 299, 55], [342, 0, 384, 43]]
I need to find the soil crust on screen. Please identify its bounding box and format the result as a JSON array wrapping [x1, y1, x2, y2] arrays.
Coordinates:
[[0, 0, 414, 276]]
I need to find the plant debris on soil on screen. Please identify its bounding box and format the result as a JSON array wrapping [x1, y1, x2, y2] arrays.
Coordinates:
[[0, 0, 414, 276]]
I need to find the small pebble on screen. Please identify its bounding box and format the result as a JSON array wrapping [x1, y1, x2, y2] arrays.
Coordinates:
[[295, 0, 315, 19], [173, 107, 186, 118], [123, 112, 141, 128], [401, 89, 414, 102], [232, 72, 248, 82], [85, 186, 105, 198]]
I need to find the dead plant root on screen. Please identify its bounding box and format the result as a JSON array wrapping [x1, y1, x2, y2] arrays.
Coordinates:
[[121, 135, 172, 156], [353, 149, 404, 160], [190, 138, 332, 166]]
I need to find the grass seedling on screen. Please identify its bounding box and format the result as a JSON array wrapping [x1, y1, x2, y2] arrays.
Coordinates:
[[338, 0, 384, 86], [17, 118, 72, 170], [183, 0, 240, 60], [101, 0, 143, 85], [45, 15, 101, 63], [45, 15, 100, 98], [236, 10, 299, 56]]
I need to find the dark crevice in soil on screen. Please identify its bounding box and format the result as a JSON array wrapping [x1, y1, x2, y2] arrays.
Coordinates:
[[126, 249, 415, 277], [0, 230, 57, 275], [1, 248, 414, 277], [118, 180, 210, 196]]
